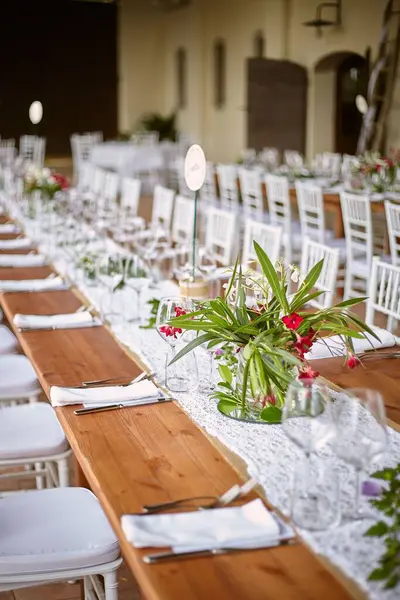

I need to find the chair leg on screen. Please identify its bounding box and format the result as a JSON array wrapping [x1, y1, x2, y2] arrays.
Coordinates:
[[29, 394, 39, 404], [58, 457, 70, 487], [34, 462, 45, 490], [104, 570, 119, 600]]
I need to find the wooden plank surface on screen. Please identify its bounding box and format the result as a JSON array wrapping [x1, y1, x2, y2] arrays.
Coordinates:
[[0, 227, 355, 599]]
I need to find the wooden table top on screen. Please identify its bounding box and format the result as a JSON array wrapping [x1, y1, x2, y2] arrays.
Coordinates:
[[0, 221, 397, 600]]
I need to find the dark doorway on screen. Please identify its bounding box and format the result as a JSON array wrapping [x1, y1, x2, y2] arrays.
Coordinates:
[[247, 58, 308, 153], [335, 55, 368, 154], [0, 0, 118, 156]]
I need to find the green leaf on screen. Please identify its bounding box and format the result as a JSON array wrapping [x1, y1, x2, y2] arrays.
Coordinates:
[[225, 255, 240, 298], [291, 259, 323, 308], [372, 468, 395, 481], [334, 297, 368, 308], [368, 566, 392, 581], [365, 521, 389, 537], [260, 405, 282, 423], [168, 333, 214, 365], [385, 574, 400, 590], [218, 364, 232, 385], [253, 241, 290, 313]]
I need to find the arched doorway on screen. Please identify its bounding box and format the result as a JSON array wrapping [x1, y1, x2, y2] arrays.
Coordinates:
[[313, 52, 368, 155]]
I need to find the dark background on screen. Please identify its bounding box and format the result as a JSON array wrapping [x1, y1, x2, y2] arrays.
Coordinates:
[[0, 0, 118, 155]]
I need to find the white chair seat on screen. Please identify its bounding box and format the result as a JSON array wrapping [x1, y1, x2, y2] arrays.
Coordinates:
[[0, 355, 41, 399], [0, 325, 18, 354], [0, 487, 119, 576], [0, 404, 69, 460]]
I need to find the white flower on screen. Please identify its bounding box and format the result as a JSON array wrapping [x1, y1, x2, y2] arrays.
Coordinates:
[[42, 168, 51, 178], [290, 267, 300, 283]]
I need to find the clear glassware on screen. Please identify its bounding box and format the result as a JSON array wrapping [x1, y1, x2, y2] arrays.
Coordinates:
[[197, 245, 217, 298], [96, 253, 125, 319], [332, 388, 387, 520], [124, 255, 151, 324], [156, 296, 198, 392]]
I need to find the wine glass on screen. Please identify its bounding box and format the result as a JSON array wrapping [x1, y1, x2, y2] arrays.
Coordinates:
[[96, 253, 125, 319], [124, 255, 151, 324], [156, 296, 198, 392], [332, 388, 387, 520], [197, 246, 217, 298], [283, 379, 337, 530]]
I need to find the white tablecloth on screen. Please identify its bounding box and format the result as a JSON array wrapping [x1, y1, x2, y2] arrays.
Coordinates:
[[90, 141, 178, 177]]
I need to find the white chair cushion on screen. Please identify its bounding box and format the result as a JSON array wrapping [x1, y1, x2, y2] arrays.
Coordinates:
[[0, 487, 120, 576], [0, 325, 18, 355], [0, 355, 41, 399], [0, 403, 69, 460]]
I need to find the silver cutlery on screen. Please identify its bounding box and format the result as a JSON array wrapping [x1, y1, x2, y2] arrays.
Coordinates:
[[142, 478, 258, 514], [82, 371, 154, 387], [143, 538, 295, 564], [74, 396, 173, 415]]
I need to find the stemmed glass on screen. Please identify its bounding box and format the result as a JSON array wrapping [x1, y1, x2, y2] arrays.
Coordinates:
[[332, 388, 388, 520], [197, 246, 217, 298], [96, 253, 125, 319], [156, 296, 198, 392], [282, 379, 338, 530], [124, 255, 151, 324]]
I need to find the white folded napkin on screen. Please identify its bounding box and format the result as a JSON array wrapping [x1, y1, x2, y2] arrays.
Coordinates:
[[121, 499, 280, 550], [0, 254, 47, 268], [13, 311, 95, 330], [306, 326, 396, 360], [0, 224, 19, 234], [50, 379, 160, 407], [0, 276, 67, 293], [0, 238, 32, 250]]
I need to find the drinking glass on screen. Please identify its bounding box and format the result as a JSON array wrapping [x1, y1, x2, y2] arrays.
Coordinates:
[[124, 255, 151, 323], [197, 246, 217, 298], [156, 296, 198, 392], [332, 388, 387, 520], [283, 379, 337, 529], [96, 253, 125, 319]]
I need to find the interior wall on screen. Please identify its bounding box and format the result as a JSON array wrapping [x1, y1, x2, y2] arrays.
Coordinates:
[[118, 0, 388, 161]]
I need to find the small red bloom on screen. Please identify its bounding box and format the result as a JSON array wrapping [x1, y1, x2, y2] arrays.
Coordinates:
[[282, 312, 304, 330], [298, 365, 319, 380], [346, 354, 360, 369], [261, 393, 276, 407], [159, 325, 182, 339], [174, 306, 187, 317], [294, 328, 316, 357], [52, 173, 69, 190]]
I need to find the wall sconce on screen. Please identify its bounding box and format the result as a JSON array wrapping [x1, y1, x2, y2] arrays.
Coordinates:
[[303, 0, 342, 36]]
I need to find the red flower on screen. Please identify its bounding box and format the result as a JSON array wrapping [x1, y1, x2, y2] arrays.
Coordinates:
[[159, 325, 182, 339], [52, 173, 69, 190], [282, 313, 304, 330], [294, 328, 316, 358], [298, 365, 319, 380], [346, 354, 360, 369], [174, 306, 187, 317], [261, 393, 276, 407]]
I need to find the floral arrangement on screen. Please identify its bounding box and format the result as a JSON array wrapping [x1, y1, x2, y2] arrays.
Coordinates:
[[169, 242, 375, 423], [350, 150, 400, 193], [24, 166, 69, 199]]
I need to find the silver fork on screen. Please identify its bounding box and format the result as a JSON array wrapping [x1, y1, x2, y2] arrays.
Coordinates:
[[142, 478, 258, 514]]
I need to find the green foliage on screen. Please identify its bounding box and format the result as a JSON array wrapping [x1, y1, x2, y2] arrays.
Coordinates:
[[140, 298, 160, 330], [169, 242, 371, 422], [137, 112, 177, 141], [365, 464, 400, 590]]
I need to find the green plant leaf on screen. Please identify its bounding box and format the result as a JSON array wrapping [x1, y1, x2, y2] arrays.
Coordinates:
[[253, 241, 290, 312], [218, 364, 233, 385], [368, 566, 392, 581], [260, 405, 282, 423], [365, 521, 389, 537], [168, 332, 214, 365], [372, 468, 395, 481]]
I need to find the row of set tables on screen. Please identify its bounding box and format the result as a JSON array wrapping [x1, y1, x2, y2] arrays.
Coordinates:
[[0, 194, 399, 599]]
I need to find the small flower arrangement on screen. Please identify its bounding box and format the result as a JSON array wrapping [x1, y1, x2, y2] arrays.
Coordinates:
[[169, 243, 375, 423], [351, 150, 399, 194], [24, 166, 69, 199]]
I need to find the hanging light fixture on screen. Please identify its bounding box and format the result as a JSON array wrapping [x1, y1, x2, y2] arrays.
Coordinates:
[[303, 0, 342, 36]]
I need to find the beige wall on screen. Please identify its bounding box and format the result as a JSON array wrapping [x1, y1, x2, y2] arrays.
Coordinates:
[[119, 0, 388, 161]]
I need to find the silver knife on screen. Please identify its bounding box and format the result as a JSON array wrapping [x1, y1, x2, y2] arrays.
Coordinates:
[[74, 396, 173, 415], [143, 539, 295, 564]]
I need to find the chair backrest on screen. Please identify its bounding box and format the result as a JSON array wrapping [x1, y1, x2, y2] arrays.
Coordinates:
[[33, 137, 46, 168], [0, 138, 15, 148], [238, 168, 265, 219], [132, 131, 159, 146], [258, 147, 279, 172], [171, 195, 195, 244], [242, 219, 282, 267], [199, 162, 217, 203], [120, 177, 141, 214], [90, 168, 106, 196], [102, 171, 119, 206], [216, 164, 239, 211], [19, 135, 37, 161], [385, 201, 400, 266], [284, 150, 303, 169], [340, 191, 373, 266], [366, 256, 400, 331], [265, 174, 292, 232], [151, 185, 175, 231], [295, 181, 326, 244], [205, 207, 238, 266], [300, 238, 340, 309], [77, 162, 96, 191]]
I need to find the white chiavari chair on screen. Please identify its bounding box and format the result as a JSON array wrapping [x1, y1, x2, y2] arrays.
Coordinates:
[[340, 192, 373, 299], [33, 137, 46, 168], [0, 487, 121, 599], [300, 238, 340, 309], [258, 147, 279, 172], [151, 185, 175, 231], [171, 195, 195, 244], [19, 135, 37, 162], [242, 219, 282, 268], [0, 325, 18, 355], [99, 171, 119, 214], [120, 177, 141, 214], [70, 133, 97, 183], [199, 162, 218, 205], [205, 207, 238, 266], [0, 354, 41, 407], [385, 201, 400, 266], [265, 174, 302, 266], [366, 257, 400, 333], [0, 141, 16, 168], [284, 150, 303, 169], [216, 164, 240, 213], [238, 168, 267, 221]]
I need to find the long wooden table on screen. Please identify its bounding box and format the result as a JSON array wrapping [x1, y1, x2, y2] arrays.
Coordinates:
[[0, 219, 398, 600]]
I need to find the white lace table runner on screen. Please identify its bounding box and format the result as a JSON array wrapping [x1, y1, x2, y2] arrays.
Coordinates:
[[2, 191, 400, 600]]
